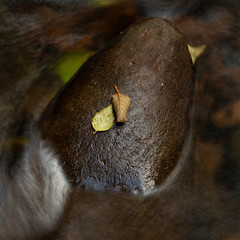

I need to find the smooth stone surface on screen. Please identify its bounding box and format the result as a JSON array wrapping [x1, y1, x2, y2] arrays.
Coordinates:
[[40, 18, 194, 192]]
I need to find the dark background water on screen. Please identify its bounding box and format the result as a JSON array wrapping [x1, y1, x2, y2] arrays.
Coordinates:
[[0, 1, 240, 239]]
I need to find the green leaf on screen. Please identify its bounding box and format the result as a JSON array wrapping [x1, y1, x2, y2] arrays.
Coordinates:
[[92, 104, 114, 134], [51, 49, 94, 83], [188, 44, 206, 64]]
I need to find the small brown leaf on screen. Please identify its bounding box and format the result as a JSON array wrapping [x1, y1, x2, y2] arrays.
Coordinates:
[[112, 85, 131, 122]]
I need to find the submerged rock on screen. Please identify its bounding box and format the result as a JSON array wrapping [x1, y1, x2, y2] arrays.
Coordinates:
[[40, 18, 194, 193]]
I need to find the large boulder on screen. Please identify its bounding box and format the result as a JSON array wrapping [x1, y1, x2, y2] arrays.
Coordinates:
[[40, 18, 194, 193]]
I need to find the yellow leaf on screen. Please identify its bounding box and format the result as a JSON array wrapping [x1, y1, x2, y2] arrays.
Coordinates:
[[92, 104, 114, 134], [112, 85, 131, 122], [188, 44, 206, 64]]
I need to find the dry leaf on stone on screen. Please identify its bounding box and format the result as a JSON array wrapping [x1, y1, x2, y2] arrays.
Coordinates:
[[92, 104, 114, 134], [112, 85, 131, 122]]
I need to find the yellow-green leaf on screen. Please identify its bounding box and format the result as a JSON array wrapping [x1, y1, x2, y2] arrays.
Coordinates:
[[188, 44, 206, 64], [92, 104, 114, 134], [51, 49, 94, 83], [90, 0, 118, 7]]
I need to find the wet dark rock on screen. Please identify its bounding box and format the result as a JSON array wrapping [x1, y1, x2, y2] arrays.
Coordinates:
[[40, 18, 194, 192]]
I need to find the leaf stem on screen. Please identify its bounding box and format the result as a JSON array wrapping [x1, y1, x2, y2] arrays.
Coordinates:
[[114, 85, 121, 117]]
